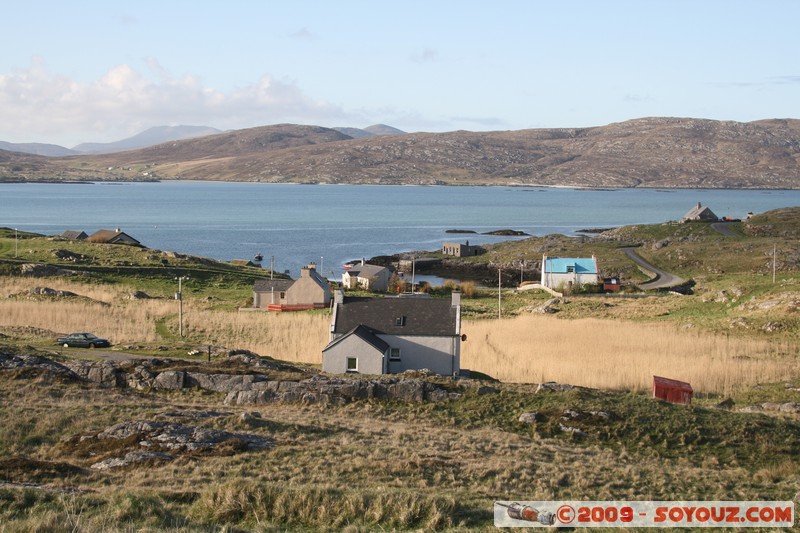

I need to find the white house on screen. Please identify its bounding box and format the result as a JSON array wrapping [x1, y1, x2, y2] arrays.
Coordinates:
[[541, 255, 600, 291], [322, 290, 462, 376], [341, 261, 392, 292]]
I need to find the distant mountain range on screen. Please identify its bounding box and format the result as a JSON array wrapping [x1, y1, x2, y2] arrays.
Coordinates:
[[1, 118, 799, 188], [0, 124, 405, 157]]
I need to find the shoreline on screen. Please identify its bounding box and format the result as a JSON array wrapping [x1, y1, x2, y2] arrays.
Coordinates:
[[2, 178, 800, 192]]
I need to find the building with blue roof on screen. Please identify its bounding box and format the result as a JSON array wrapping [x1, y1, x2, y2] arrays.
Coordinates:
[[541, 255, 599, 291]]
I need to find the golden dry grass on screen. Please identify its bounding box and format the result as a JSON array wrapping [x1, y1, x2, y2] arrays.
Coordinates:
[[185, 310, 328, 364], [1, 276, 797, 393], [461, 315, 798, 394]]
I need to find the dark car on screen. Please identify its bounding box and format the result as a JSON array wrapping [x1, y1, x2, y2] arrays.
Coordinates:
[[57, 332, 111, 349]]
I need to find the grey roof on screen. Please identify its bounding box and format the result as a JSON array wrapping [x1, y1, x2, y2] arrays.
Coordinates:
[[62, 230, 87, 240], [253, 279, 294, 292], [347, 264, 390, 277], [323, 324, 390, 353], [333, 296, 458, 336], [682, 203, 718, 221]]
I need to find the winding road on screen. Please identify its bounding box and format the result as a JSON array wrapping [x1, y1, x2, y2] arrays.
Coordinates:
[[620, 247, 685, 290], [710, 221, 739, 237]]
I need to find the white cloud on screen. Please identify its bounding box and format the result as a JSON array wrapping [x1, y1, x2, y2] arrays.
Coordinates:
[[0, 60, 351, 147]]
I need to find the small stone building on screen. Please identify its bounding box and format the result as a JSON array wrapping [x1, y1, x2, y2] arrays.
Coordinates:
[[442, 241, 484, 257], [253, 263, 331, 311], [62, 230, 88, 240], [87, 228, 141, 245], [681, 202, 718, 223]]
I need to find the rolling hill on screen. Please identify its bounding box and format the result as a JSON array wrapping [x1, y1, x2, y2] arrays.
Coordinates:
[[2, 117, 799, 188]]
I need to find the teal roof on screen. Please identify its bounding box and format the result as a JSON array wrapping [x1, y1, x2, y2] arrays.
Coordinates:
[[544, 257, 597, 274]]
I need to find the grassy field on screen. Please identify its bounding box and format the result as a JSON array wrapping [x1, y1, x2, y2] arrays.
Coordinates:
[[1, 212, 800, 530], [1, 358, 799, 531]]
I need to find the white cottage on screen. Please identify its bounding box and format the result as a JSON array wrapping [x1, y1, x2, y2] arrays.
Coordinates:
[[541, 255, 600, 291], [322, 290, 461, 376]]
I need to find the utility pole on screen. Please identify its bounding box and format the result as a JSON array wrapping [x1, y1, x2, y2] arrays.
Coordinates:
[[520, 260, 524, 285], [320, 256, 324, 276], [176, 276, 188, 337], [270, 256, 274, 280], [773, 244, 777, 284], [14, 228, 18, 258], [411, 256, 416, 293], [498, 268, 502, 319]]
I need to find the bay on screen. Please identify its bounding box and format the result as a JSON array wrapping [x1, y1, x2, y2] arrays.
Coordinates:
[[1, 181, 798, 280]]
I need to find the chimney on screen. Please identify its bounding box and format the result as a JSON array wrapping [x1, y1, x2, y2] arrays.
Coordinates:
[[115, 227, 121, 233], [451, 289, 461, 308], [361, 258, 365, 266]]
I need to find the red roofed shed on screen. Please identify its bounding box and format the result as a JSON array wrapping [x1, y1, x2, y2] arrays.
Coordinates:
[[653, 376, 693, 405]]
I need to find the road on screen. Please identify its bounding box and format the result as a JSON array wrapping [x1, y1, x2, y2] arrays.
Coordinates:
[[710, 221, 739, 237], [621, 247, 685, 290]]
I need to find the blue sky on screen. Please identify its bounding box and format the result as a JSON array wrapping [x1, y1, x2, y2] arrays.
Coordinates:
[[1, 1, 798, 147]]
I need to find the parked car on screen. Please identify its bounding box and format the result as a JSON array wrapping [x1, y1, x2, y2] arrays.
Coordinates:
[[57, 332, 111, 349]]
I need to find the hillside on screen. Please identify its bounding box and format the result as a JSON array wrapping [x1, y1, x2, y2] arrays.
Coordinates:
[[1, 117, 799, 187]]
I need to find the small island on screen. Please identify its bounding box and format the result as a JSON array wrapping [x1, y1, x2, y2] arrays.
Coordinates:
[[482, 229, 530, 236]]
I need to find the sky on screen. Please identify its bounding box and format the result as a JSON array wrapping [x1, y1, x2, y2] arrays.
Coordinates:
[[1, 1, 799, 148]]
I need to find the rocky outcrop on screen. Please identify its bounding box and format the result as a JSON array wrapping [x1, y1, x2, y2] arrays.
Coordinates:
[[223, 375, 462, 406], [0, 351, 81, 381], [64, 360, 126, 388], [69, 419, 273, 470], [739, 402, 800, 414], [1, 349, 463, 405], [20, 264, 79, 277]]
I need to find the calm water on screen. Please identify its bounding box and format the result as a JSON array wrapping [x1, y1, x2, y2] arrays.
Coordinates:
[[2, 182, 799, 278]]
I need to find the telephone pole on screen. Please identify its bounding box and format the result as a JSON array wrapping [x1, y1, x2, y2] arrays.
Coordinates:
[[176, 276, 189, 337], [498, 268, 502, 319]]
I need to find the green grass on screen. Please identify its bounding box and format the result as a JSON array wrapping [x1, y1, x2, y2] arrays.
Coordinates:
[[0, 228, 284, 304]]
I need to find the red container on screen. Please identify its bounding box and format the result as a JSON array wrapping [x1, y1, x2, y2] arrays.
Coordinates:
[[653, 375, 693, 405]]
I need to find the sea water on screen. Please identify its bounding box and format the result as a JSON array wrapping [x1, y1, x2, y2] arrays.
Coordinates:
[[1, 181, 798, 279]]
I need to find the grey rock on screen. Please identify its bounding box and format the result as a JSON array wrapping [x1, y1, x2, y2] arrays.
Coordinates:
[[30, 286, 78, 297], [739, 405, 764, 413], [91, 451, 174, 470], [154, 371, 185, 390], [536, 382, 575, 393], [559, 424, 587, 437], [779, 402, 800, 414], [519, 412, 540, 424]]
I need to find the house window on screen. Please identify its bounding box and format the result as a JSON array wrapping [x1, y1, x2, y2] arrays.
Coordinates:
[[566, 266, 575, 273], [346, 357, 358, 373], [280, 292, 286, 298], [395, 316, 406, 326], [389, 348, 401, 361]]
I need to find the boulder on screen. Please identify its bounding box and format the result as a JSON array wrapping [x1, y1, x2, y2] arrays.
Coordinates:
[[779, 403, 800, 414], [154, 371, 185, 390], [91, 451, 174, 470], [536, 382, 575, 393], [518, 412, 540, 424], [388, 380, 425, 402], [128, 291, 152, 300], [29, 287, 78, 298]]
